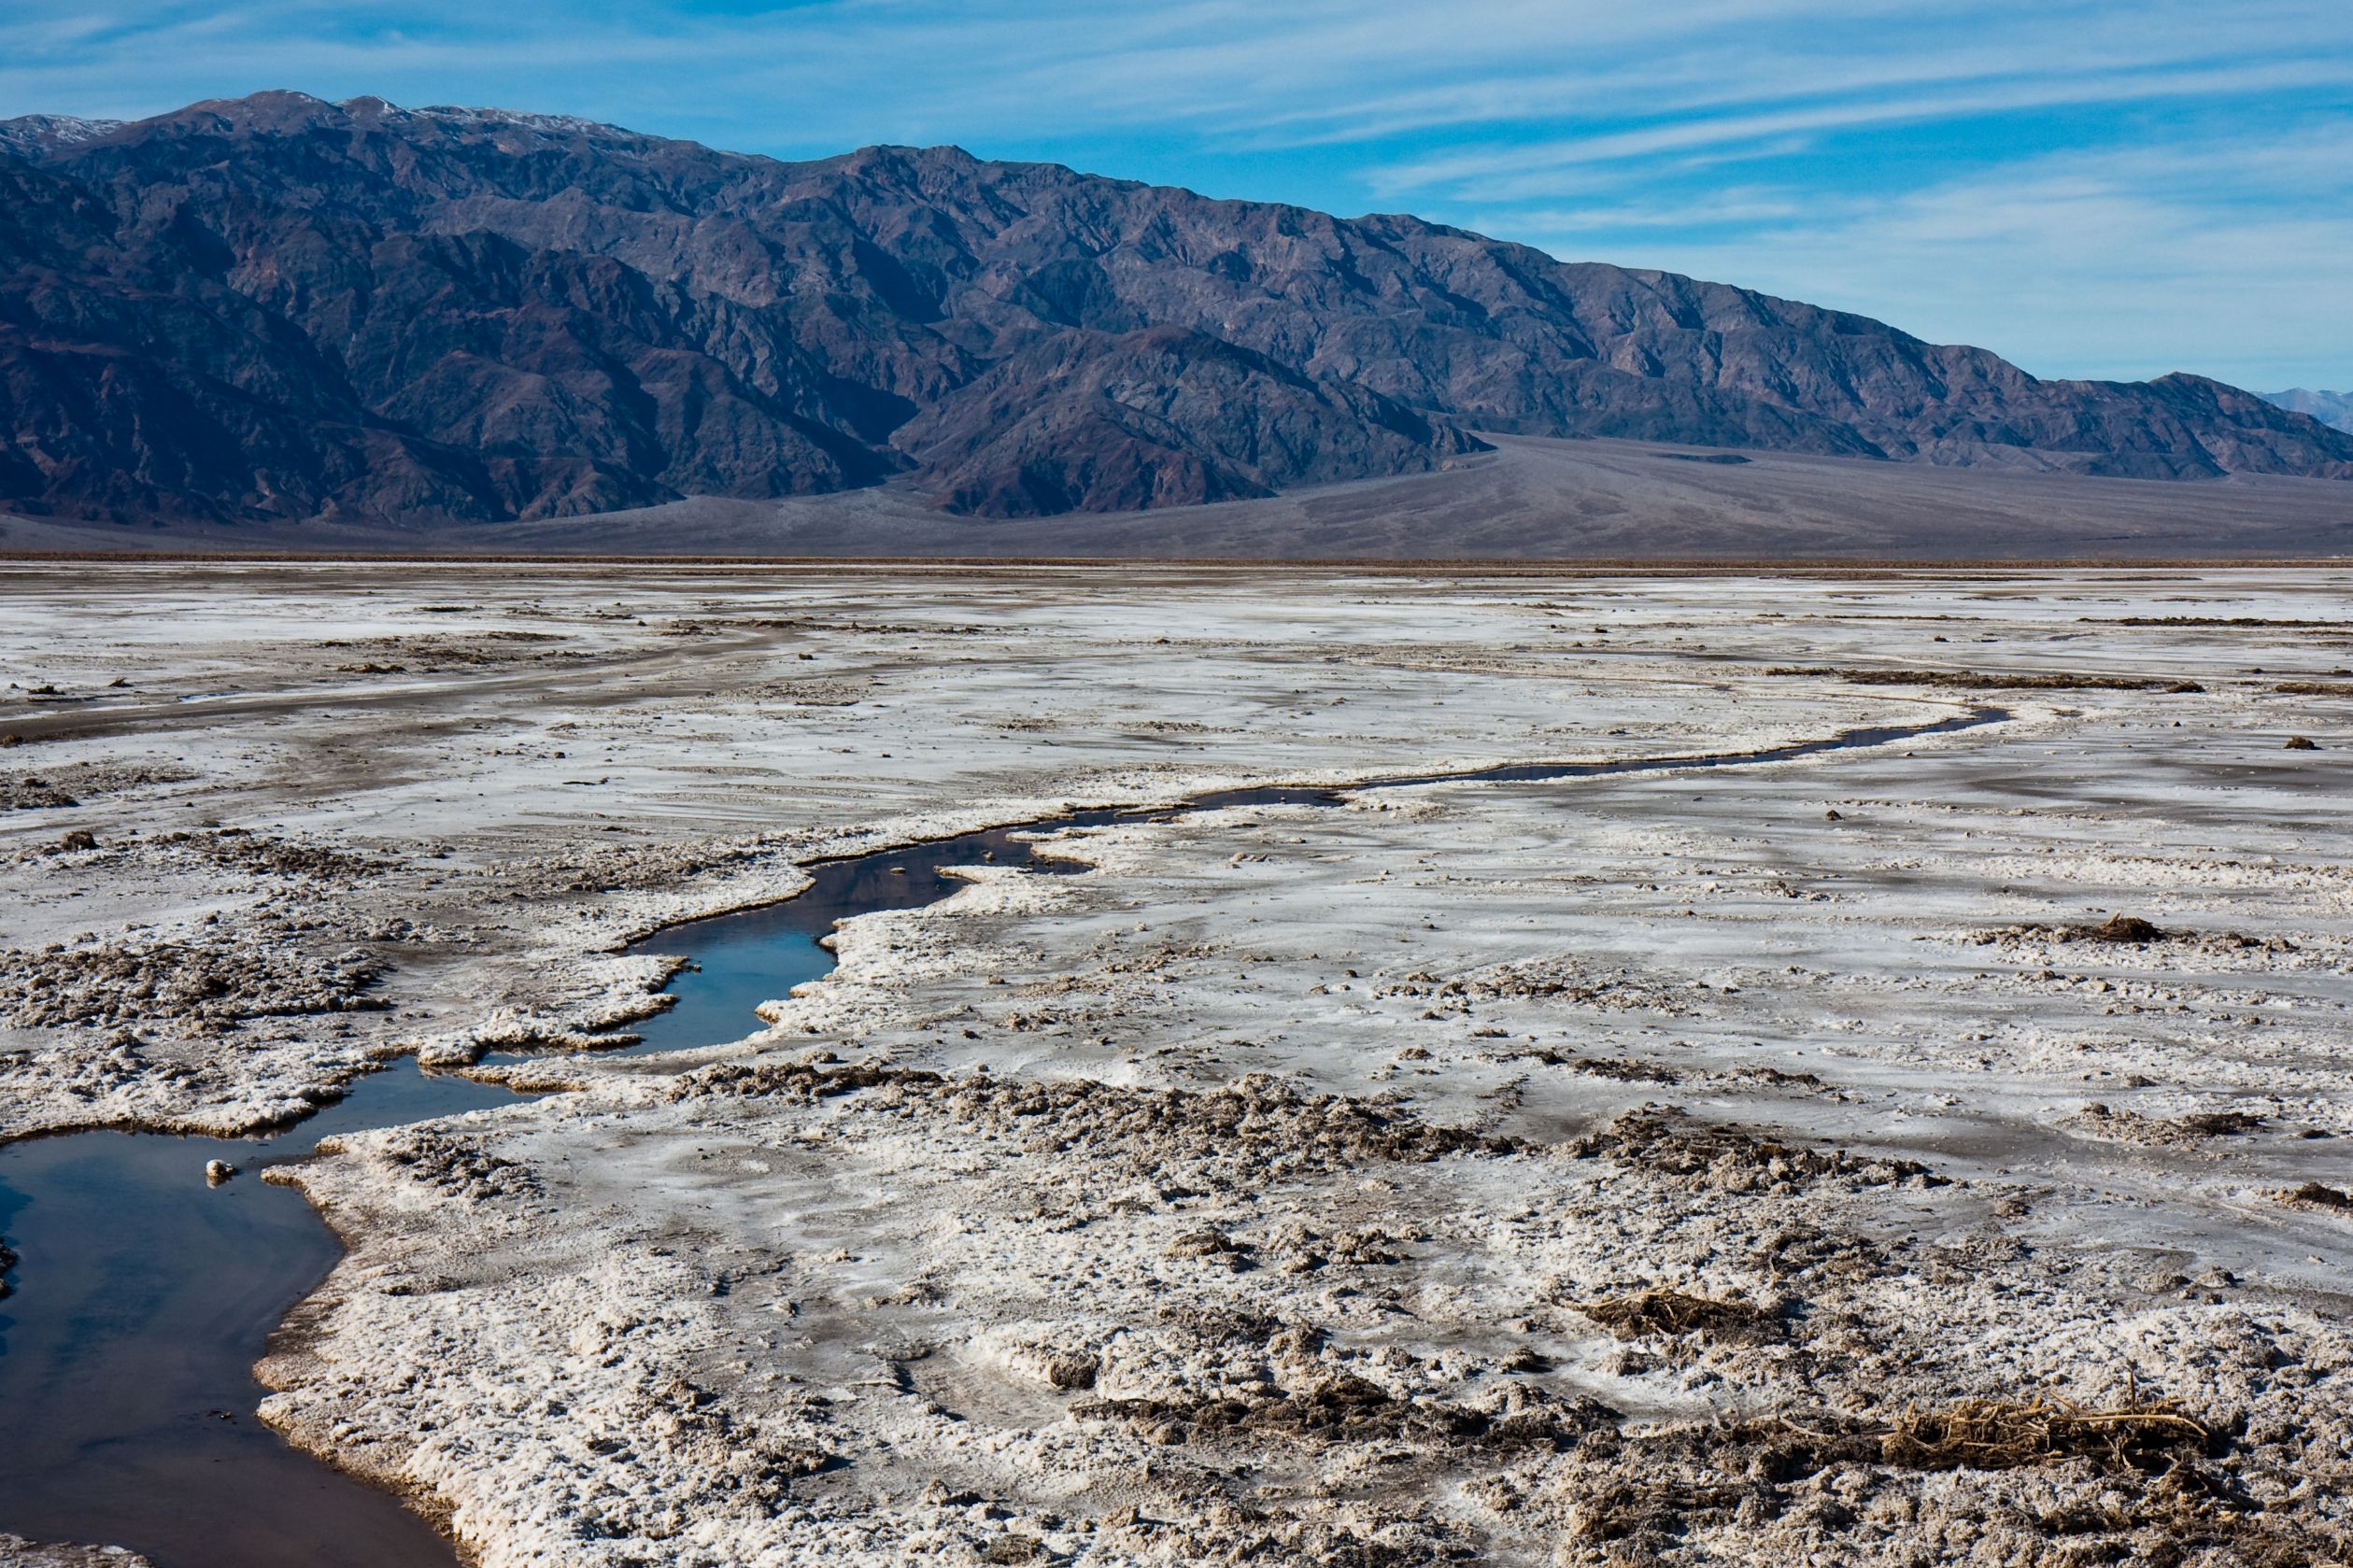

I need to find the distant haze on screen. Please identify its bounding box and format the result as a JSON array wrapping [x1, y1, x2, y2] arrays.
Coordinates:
[[2264, 389, 2353, 434]]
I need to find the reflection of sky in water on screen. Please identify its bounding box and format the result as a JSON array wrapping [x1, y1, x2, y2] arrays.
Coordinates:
[[614, 900, 835, 1055], [0, 1100, 499, 1565], [616, 821, 1100, 1056]]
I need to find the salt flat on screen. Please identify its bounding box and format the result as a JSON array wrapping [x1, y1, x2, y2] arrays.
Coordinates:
[[2, 565, 2349, 1566]]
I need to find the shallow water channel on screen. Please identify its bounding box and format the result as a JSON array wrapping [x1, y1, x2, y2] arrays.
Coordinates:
[[0, 711, 1995, 1566]]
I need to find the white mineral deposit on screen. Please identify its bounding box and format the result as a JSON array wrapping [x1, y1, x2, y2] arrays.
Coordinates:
[[3, 564, 2347, 1566]]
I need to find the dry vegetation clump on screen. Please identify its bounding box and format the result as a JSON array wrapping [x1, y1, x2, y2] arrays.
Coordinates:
[[1570, 1109, 1934, 1194], [669, 1055, 944, 1103], [673, 1058, 1528, 1177], [1761, 666, 2170, 690], [1074, 1372, 1613, 1452], [2100, 616, 2345, 629], [0, 938, 387, 1033], [1968, 918, 2302, 957], [159, 826, 391, 883], [1970, 912, 2177, 945], [1573, 1288, 1783, 1343], [1509, 1047, 1682, 1083], [2282, 1181, 2353, 1211], [1877, 1396, 2211, 1474], [2274, 682, 2353, 697], [0, 762, 191, 809], [2071, 912, 2172, 942], [2067, 1103, 2266, 1146], [374, 1128, 543, 1201]]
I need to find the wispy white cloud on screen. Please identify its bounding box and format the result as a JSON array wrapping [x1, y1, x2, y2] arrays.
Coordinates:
[[1502, 194, 1807, 233], [5, 1, 2337, 148], [1376, 57, 2353, 200], [1552, 128, 2353, 386]]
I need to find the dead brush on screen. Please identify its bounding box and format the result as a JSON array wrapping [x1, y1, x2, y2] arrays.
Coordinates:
[[1760, 666, 2167, 691], [1574, 1288, 1780, 1343], [2284, 1181, 2353, 1211], [1877, 1395, 2209, 1474]]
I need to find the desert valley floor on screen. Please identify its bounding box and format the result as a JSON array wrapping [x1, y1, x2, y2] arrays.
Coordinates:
[[1, 563, 2349, 1568]]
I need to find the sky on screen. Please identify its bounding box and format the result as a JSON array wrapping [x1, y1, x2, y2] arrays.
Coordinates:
[[2, 1, 2347, 392]]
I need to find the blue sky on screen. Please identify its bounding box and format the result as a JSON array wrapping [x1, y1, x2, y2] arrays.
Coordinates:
[[4, 1, 2348, 391]]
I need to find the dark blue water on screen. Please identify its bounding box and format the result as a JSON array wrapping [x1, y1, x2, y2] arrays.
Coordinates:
[[0, 1070, 514, 1568], [0, 706, 2003, 1566]]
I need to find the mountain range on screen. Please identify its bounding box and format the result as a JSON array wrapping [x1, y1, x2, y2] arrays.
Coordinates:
[[2263, 389, 2353, 435], [2, 92, 2348, 531]]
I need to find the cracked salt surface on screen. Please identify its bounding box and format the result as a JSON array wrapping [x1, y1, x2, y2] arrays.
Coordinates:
[[4, 565, 2351, 1566], [0, 709, 1974, 1564]]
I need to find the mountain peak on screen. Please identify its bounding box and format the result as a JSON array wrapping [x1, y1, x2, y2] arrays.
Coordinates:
[[177, 89, 347, 132], [0, 112, 126, 157]]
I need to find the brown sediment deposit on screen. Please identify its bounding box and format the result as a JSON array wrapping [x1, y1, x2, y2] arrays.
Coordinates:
[[1762, 666, 2178, 690]]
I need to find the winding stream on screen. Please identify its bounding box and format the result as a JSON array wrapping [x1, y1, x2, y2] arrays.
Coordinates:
[[0, 710, 1997, 1566]]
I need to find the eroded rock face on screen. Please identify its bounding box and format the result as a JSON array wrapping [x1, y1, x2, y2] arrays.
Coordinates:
[[2, 91, 2348, 529]]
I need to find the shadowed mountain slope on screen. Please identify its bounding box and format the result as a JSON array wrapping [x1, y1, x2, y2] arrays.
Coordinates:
[[3, 92, 2348, 530]]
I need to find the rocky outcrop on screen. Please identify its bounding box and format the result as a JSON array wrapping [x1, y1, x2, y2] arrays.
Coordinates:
[[2, 91, 2347, 527]]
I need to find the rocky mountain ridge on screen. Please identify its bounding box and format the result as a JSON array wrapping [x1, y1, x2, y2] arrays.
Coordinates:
[[3, 91, 2348, 528], [2263, 389, 2353, 435]]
